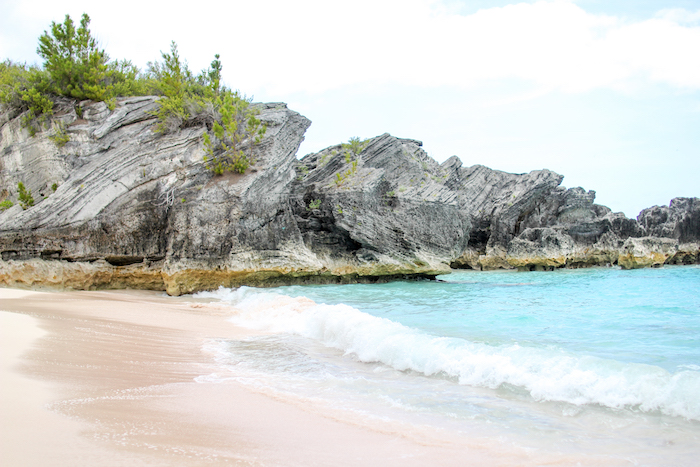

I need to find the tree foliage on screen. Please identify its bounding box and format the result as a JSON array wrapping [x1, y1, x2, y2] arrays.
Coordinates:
[[147, 41, 201, 134], [108, 59, 150, 97], [37, 13, 110, 101], [18, 182, 34, 210], [342, 137, 369, 161], [146, 43, 267, 174], [203, 91, 266, 174], [0, 61, 53, 133], [1, 13, 147, 128], [147, 43, 232, 134], [0, 199, 13, 211], [0, 61, 33, 111], [1, 12, 266, 175]]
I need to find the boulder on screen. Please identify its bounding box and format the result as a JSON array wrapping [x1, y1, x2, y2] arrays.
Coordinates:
[[617, 237, 678, 269]]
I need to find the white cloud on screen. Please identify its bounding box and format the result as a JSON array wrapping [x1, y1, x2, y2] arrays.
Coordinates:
[[2, 0, 698, 96], [656, 8, 700, 24], [605, 17, 700, 89], [195, 0, 700, 96], [0, 0, 697, 217]]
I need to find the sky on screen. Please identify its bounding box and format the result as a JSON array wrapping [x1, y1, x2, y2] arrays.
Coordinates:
[[1, 0, 698, 217]]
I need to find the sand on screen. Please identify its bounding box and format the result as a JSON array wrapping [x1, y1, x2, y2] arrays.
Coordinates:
[[1, 287, 605, 466]]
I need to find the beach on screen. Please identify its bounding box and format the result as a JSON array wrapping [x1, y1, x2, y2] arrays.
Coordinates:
[[0, 286, 607, 467]]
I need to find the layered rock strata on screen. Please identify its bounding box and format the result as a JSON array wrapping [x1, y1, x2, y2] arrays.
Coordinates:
[[1, 99, 465, 294], [1, 99, 697, 294]]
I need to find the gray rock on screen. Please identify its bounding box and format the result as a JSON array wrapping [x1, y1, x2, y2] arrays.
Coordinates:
[[618, 237, 679, 269], [638, 197, 700, 243], [1, 102, 467, 294], [444, 162, 697, 270], [1, 97, 698, 294], [442, 158, 564, 269]]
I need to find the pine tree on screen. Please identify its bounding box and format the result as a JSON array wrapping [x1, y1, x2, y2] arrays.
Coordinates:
[[37, 13, 110, 101]]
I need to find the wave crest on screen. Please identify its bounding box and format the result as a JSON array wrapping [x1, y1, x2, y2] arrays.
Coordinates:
[[197, 286, 700, 420]]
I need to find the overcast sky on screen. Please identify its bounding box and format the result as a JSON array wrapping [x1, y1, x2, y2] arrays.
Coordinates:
[[1, 0, 698, 217]]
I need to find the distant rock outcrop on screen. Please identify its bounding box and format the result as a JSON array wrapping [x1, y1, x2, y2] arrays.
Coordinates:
[[1, 98, 698, 294]]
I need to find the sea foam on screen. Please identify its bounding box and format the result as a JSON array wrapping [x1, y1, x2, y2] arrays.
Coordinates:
[[196, 286, 700, 420]]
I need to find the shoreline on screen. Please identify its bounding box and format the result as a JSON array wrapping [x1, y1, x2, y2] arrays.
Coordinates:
[[2, 256, 699, 298], [1, 286, 626, 466], [0, 290, 147, 466]]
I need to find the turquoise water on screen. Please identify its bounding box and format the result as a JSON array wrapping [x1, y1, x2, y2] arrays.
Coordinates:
[[281, 267, 700, 373], [195, 266, 700, 464]]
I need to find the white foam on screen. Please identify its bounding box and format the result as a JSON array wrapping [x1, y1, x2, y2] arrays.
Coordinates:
[[201, 287, 700, 420]]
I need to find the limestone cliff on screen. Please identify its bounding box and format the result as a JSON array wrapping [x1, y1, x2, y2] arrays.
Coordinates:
[[1, 98, 697, 294], [0, 98, 463, 294]]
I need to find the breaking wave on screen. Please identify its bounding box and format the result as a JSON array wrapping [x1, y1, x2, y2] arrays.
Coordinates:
[[196, 286, 700, 420]]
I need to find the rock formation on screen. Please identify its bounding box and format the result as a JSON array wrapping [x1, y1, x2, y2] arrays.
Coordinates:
[[1, 98, 698, 294]]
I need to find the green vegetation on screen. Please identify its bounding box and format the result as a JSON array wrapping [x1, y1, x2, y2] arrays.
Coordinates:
[[0, 199, 13, 211], [0, 60, 53, 133], [146, 43, 267, 174], [329, 137, 367, 187], [202, 89, 266, 175], [307, 199, 321, 211], [0, 14, 147, 131], [296, 164, 309, 181], [147, 41, 202, 135], [37, 13, 110, 102], [17, 182, 34, 209], [342, 137, 368, 159], [1, 13, 264, 176], [319, 150, 336, 166], [334, 159, 358, 186], [334, 161, 358, 186], [51, 182, 58, 192], [49, 122, 69, 147]]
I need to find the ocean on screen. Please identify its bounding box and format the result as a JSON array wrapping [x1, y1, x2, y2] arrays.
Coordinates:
[[194, 266, 700, 465]]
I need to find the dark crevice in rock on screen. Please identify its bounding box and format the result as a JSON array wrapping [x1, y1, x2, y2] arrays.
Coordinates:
[[104, 256, 145, 266]]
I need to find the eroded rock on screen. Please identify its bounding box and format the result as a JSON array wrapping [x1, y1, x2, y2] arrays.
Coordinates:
[[1, 98, 698, 294]]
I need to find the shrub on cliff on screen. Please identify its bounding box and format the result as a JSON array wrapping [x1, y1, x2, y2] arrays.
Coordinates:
[[1, 12, 263, 173], [0, 13, 147, 130], [0, 61, 37, 112], [18, 182, 34, 210], [0, 199, 13, 211], [107, 59, 151, 97], [0, 60, 54, 133], [203, 90, 266, 174], [146, 43, 266, 174], [342, 137, 369, 160], [146, 41, 210, 134], [37, 13, 111, 102], [38, 14, 148, 104]]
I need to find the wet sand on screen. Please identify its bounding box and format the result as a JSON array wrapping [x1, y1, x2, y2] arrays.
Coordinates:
[[1, 287, 609, 466]]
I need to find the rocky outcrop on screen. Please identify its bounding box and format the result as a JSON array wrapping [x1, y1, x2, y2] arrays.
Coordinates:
[[617, 237, 679, 269], [484, 189, 699, 271], [636, 198, 700, 265], [438, 154, 698, 271], [1, 100, 466, 294], [443, 158, 565, 269], [1, 98, 698, 294]]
